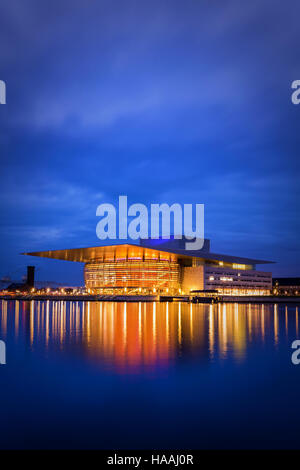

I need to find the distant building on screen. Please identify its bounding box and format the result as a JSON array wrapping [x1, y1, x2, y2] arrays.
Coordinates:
[[5, 266, 35, 292], [273, 278, 300, 296], [23, 237, 273, 296]]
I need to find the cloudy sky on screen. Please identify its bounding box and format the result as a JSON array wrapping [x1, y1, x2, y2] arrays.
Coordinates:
[[0, 0, 299, 283]]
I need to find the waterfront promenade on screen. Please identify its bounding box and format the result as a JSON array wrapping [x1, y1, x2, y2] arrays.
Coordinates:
[[0, 293, 300, 304]]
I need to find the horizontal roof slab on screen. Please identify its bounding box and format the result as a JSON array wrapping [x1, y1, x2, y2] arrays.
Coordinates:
[[22, 243, 274, 265]]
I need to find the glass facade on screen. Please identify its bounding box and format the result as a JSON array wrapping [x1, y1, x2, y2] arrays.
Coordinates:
[[84, 259, 180, 293]]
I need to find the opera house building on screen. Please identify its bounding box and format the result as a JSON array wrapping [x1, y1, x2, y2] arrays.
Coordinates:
[[24, 237, 273, 296]]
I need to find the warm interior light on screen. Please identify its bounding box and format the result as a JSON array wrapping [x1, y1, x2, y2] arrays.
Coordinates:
[[233, 263, 246, 270]]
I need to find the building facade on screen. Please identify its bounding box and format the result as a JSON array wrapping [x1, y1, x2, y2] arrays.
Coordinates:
[[24, 237, 273, 296]]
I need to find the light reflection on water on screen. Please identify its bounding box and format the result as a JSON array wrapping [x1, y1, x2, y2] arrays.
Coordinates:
[[1, 300, 299, 372], [1, 299, 300, 449]]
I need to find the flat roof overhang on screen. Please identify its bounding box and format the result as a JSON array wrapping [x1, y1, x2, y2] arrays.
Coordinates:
[[22, 243, 274, 265]]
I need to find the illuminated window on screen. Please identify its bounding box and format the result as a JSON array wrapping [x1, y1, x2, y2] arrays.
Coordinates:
[[209, 276, 215, 281], [233, 263, 246, 270]]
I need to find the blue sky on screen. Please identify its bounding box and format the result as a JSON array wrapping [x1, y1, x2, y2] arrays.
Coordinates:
[[0, 0, 299, 283]]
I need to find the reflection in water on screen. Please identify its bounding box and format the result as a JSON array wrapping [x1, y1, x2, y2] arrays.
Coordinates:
[[1, 300, 7, 337], [0, 300, 299, 372], [274, 303, 279, 345]]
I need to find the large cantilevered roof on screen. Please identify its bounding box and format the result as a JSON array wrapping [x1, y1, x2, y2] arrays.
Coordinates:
[[22, 243, 274, 265]]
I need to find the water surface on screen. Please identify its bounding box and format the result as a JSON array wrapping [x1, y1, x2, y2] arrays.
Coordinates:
[[0, 300, 300, 449]]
